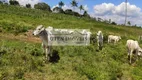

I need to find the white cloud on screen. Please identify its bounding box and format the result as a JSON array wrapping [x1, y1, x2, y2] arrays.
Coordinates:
[[83, 5, 89, 11], [92, 2, 142, 26], [94, 3, 115, 15], [114, 2, 141, 17]]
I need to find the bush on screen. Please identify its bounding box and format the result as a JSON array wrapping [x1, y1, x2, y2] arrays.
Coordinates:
[[0, 1, 3, 4], [64, 9, 73, 15], [111, 22, 117, 25], [52, 7, 64, 13], [64, 9, 80, 17], [9, 0, 19, 6], [26, 4, 31, 8], [34, 2, 51, 12], [83, 11, 90, 18]]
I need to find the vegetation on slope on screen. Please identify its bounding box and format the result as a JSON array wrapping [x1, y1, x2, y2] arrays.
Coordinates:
[[0, 4, 142, 80]]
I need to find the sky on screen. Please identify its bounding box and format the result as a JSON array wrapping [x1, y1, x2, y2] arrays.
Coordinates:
[[3, 0, 142, 26]]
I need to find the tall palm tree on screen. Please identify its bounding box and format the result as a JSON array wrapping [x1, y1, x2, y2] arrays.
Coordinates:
[[79, 5, 84, 14], [71, 0, 78, 11], [59, 1, 64, 9], [125, 0, 127, 25]]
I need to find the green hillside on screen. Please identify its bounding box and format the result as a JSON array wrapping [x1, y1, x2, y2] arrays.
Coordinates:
[[0, 4, 142, 80]]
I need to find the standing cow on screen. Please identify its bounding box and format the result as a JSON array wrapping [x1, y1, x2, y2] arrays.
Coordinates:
[[126, 40, 142, 64], [96, 31, 103, 50], [108, 35, 121, 43], [33, 25, 53, 62]]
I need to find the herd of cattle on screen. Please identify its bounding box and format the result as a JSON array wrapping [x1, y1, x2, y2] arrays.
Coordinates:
[[33, 25, 142, 64]]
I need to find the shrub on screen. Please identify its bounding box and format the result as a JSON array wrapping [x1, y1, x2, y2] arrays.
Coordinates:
[[34, 2, 51, 12], [26, 4, 31, 8], [52, 7, 64, 13], [9, 0, 19, 6]]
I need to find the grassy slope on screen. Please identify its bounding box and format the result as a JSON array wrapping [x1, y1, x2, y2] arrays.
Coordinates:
[[0, 4, 142, 80]]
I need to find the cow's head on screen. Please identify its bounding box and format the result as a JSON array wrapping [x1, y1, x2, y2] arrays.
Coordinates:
[[97, 31, 102, 35], [97, 31, 103, 37], [33, 25, 45, 36]]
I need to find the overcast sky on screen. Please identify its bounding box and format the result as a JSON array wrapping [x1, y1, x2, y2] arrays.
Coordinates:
[[3, 0, 142, 26]]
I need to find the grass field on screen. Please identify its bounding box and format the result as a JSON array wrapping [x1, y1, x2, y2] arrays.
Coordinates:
[[0, 4, 142, 80]]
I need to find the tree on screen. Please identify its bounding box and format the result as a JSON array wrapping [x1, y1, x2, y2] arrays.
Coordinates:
[[9, 0, 19, 6], [71, 0, 78, 11], [0, 1, 3, 4], [26, 4, 31, 8], [83, 11, 90, 18], [79, 5, 84, 14], [111, 21, 117, 25], [134, 24, 137, 27], [58, 1, 64, 9], [34, 2, 51, 11], [127, 21, 131, 26], [64, 9, 73, 15], [97, 18, 102, 22], [0, 0, 6, 4], [53, 7, 64, 13]]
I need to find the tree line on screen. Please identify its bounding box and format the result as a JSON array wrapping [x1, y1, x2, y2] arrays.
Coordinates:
[[0, 0, 139, 27], [0, 0, 90, 18]]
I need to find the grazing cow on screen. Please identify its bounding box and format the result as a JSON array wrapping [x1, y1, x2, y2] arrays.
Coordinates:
[[96, 31, 103, 50], [108, 35, 121, 43], [33, 25, 52, 62], [126, 40, 142, 64]]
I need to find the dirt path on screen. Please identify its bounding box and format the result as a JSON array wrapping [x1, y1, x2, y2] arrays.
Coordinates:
[[0, 31, 41, 43]]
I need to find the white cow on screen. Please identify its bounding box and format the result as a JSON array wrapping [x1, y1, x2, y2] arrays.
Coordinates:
[[126, 40, 142, 64], [108, 35, 121, 43], [96, 31, 103, 50], [33, 25, 53, 62]]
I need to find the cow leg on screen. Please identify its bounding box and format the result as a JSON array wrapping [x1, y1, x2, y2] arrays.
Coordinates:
[[99, 42, 103, 50], [42, 43, 46, 53], [97, 41, 99, 47], [102, 41, 103, 48], [98, 41, 100, 50], [45, 47, 48, 63], [127, 50, 130, 61], [100, 42, 103, 50], [136, 50, 139, 62], [129, 50, 133, 64], [42, 44, 47, 61], [108, 39, 109, 43], [47, 46, 52, 61]]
